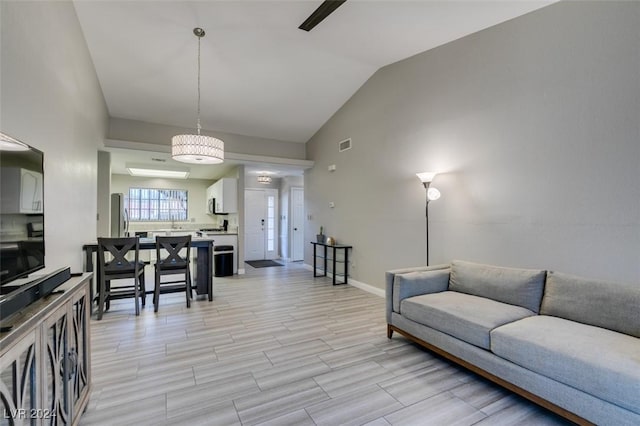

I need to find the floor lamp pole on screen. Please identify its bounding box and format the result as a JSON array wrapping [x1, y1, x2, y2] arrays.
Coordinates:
[[424, 183, 430, 266]]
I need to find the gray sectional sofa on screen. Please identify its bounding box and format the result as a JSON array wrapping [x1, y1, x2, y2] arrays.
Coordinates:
[[385, 260, 640, 426]]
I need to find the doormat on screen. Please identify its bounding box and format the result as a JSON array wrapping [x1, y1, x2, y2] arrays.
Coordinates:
[[245, 260, 283, 268]]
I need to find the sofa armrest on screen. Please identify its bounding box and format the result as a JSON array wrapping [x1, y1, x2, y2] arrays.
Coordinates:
[[385, 264, 450, 322]]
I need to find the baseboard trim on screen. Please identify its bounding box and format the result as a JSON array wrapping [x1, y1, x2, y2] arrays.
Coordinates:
[[348, 277, 384, 298], [302, 263, 384, 298]]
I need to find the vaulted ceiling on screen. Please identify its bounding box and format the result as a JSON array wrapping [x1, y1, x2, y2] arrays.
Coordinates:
[[74, 0, 554, 144]]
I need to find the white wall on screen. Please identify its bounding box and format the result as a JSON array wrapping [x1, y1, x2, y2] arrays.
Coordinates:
[[110, 174, 217, 232], [1, 2, 108, 273], [235, 166, 246, 270], [245, 175, 281, 190], [306, 1, 640, 289], [96, 151, 111, 237], [109, 117, 306, 160]]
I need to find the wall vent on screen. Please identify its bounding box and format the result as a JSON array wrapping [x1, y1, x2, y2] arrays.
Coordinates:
[[338, 138, 352, 152]]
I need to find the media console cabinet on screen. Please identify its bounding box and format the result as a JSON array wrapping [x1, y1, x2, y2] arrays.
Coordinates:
[[0, 273, 92, 425]]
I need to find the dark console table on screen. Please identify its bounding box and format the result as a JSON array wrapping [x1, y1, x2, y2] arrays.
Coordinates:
[[311, 241, 352, 285]]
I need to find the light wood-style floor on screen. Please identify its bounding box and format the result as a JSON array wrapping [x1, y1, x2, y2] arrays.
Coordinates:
[[81, 262, 571, 426]]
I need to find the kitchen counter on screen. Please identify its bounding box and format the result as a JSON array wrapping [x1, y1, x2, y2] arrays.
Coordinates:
[[198, 231, 238, 235], [139, 229, 238, 238], [138, 236, 218, 242]]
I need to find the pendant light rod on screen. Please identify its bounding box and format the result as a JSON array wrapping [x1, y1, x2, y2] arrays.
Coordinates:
[[194, 27, 204, 136], [171, 27, 224, 164]]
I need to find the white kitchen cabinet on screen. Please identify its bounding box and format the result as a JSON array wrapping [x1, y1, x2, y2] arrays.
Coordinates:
[[206, 178, 237, 214], [1, 168, 44, 214]]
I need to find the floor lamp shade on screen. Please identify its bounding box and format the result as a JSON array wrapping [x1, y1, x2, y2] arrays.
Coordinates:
[[416, 172, 439, 265]]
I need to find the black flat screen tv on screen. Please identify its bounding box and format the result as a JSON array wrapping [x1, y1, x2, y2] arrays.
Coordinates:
[[0, 132, 45, 286]]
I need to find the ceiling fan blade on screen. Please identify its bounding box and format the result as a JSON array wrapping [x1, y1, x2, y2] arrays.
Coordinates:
[[298, 0, 347, 32]]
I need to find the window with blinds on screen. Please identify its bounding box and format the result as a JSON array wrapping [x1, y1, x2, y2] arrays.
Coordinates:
[[128, 188, 188, 221]]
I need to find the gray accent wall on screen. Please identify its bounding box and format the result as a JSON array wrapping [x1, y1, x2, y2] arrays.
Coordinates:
[[1, 1, 108, 273], [305, 1, 640, 289]]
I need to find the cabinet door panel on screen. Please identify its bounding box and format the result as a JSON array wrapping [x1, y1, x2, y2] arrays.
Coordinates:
[[69, 289, 89, 421], [43, 311, 69, 425], [20, 171, 42, 213], [0, 331, 38, 426], [0, 276, 91, 426]]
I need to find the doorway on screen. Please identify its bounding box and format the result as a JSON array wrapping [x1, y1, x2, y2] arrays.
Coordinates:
[[244, 188, 278, 261], [290, 187, 304, 261]]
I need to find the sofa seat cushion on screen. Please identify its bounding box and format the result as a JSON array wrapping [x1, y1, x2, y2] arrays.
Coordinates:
[[491, 315, 640, 413], [400, 291, 535, 350]]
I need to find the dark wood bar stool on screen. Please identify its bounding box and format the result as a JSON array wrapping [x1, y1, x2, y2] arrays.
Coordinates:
[[96, 236, 146, 320], [154, 235, 192, 312]]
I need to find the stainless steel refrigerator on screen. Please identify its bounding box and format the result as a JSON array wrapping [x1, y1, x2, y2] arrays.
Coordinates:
[[110, 193, 129, 237]]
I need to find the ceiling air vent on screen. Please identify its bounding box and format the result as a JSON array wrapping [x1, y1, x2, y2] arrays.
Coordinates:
[[338, 138, 352, 152]]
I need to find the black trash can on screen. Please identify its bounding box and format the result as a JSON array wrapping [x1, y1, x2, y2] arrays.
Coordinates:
[[214, 245, 234, 277]]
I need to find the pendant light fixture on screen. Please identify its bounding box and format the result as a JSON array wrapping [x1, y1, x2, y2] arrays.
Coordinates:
[[172, 28, 224, 164]]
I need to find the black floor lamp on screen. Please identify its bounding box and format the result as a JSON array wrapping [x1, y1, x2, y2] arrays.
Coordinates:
[[416, 172, 440, 266]]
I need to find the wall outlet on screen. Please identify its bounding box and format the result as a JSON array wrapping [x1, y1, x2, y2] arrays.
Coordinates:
[[329, 202, 335, 208], [328, 164, 337, 172]]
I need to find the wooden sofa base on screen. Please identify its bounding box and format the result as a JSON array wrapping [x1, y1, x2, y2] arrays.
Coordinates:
[[387, 324, 593, 426]]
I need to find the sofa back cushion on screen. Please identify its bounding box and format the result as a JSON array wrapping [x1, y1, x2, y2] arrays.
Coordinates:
[[393, 269, 450, 312], [540, 271, 640, 338], [449, 260, 546, 313]]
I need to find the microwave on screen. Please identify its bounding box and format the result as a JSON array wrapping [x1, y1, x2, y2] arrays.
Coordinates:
[[208, 198, 228, 215]]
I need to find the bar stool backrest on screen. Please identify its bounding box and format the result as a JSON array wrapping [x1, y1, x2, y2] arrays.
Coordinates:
[[97, 237, 140, 275], [155, 235, 191, 270], [96, 236, 145, 319]]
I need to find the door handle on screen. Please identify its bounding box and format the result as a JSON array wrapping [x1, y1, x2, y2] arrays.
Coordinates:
[[294, 228, 298, 231]]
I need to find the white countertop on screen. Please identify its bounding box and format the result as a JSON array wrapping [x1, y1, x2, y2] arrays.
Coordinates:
[[199, 231, 238, 236]]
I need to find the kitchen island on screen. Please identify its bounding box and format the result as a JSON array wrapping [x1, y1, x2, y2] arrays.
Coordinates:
[[82, 237, 215, 303], [129, 228, 240, 274]]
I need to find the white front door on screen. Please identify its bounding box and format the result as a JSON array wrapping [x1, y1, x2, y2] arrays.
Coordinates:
[[244, 189, 278, 261], [291, 187, 304, 261]]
